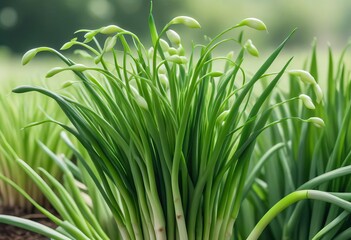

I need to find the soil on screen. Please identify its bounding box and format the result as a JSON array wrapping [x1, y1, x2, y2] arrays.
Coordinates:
[[0, 206, 57, 240]]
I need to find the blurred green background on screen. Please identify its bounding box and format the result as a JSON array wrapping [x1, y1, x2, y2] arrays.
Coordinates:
[[1, 0, 351, 80], [1, 0, 351, 53]]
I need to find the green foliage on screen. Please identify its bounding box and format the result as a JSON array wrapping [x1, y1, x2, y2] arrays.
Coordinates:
[[237, 41, 351, 239], [0, 80, 71, 212], [0, 8, 326, 240]]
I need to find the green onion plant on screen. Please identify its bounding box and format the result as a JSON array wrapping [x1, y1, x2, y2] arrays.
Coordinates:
[[0, 80, 71, 212], [236, 41, 351, 239], [0, 4, 337, 240]]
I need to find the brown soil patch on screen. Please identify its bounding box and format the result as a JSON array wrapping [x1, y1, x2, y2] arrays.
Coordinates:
[[0, 206, 56, 240]]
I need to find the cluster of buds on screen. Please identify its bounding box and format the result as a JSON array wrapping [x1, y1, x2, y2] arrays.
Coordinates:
[[289, 69, 325, 127], [289, 70, 323, 104]]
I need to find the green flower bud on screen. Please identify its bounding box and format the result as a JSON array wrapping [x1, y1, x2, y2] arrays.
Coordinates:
[[307, 117, 325, 128], [22, 48, 38, 65], [100, 25, 123, 34], [208, 71, 223, 78], [288, 70, 317, 85], [84, 30, 99, 43], [168, 47, 178, 56], [61, 81, 76, 89], [313, 84, 323, 104], [177, 44, 185, 56], [238, 18, 267, 31], [169, 16, 201, 28], [180, 56, 188, 64], [46, 67, 64, 78], [166, 29, 181, 46], [69, 64, 88, 72], [299, 94, 315, 109], [167, 55, 183, 64], [61, 38, 78, 50], [244, 39, 259, 57]]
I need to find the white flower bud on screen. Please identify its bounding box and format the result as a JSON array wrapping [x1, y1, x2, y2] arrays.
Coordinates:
[[159, 39, 170, 52], [159, 74, 169, 89], [103, 36, 117, 52], [166, 29, 181, 46], [169, 16, 201, 28], [288, 70, 317, 85], [238, 18, 267, 31], [244, 39, 259, 57], [158, 65, 167, 75], [313, 84, 323, 104], [130, 86, 148, 110], [167, 55, 182, 64], [299, 94, 315, 109], [307, 117, 325, 128], [135, 95, 148, 110], [148, 47, 154, 59]]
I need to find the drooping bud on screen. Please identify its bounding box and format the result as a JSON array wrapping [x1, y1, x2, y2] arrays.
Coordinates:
[[208, 71, 223, 78], [46, 67, 64, 78], [299, 94, 315, 109], [244, 39, 259, 57], [313, 84, 323, 104], [61, 81, 76, 89], [307, 117, 325, 128], [84, 30, 99, 43], [61, 38, 78, 50], [100, 25, 123, 34], [166, 29, 181, 46], [69, 64, 88, 72], [22, 48, 39, 65], [238, 18, 267, 31], [169, 16, 201, 28], [288, 70, 317, 85]]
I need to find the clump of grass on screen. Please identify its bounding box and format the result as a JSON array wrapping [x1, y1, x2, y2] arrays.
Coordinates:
[[236, 41, 351, 239], [0, 4, 328, 240], [0, 80, 71, 212]]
